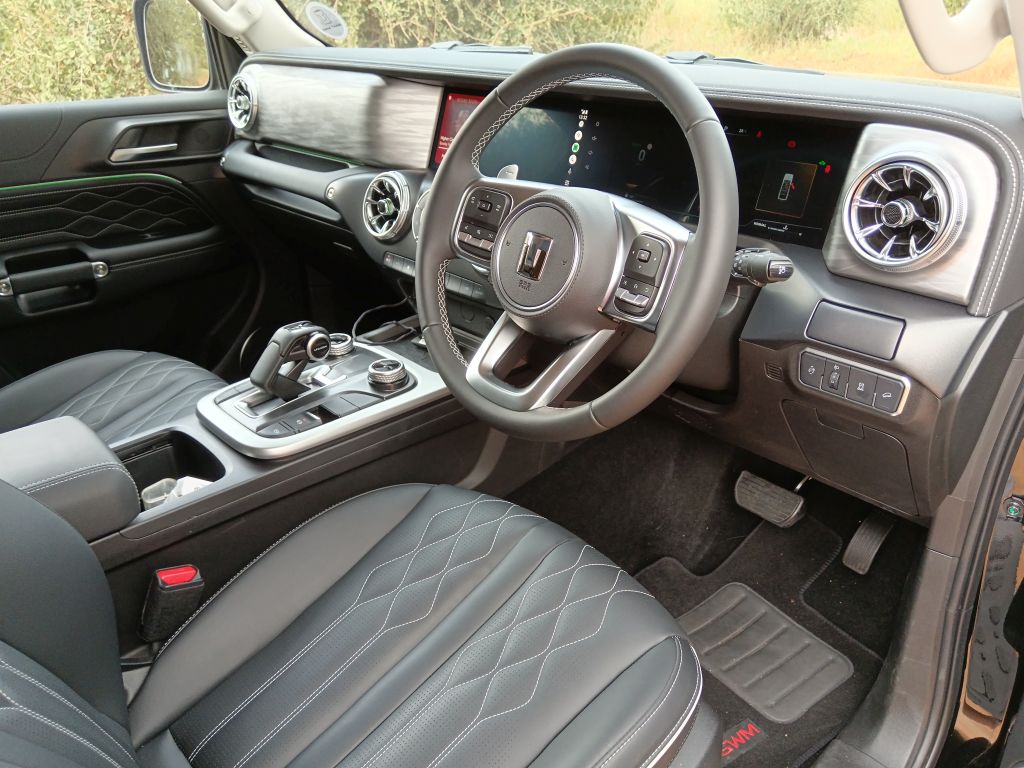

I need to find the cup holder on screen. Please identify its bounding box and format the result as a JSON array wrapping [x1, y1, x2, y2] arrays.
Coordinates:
[[117, 431, 225, 506]]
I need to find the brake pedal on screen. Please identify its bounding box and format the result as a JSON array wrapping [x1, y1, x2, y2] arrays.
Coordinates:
[[734, 471, 805, 528], [842, 510, 894, 575]]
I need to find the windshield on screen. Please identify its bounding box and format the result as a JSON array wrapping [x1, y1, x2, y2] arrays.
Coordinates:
[[280, 0, 1017, 91]]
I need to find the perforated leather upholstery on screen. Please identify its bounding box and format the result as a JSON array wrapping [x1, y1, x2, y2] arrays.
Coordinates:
[[0, 481, 719, 768], [0, 350, 224, 446]]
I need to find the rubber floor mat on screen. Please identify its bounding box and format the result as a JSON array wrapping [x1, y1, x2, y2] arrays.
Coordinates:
[[679, 582, 853, 724]]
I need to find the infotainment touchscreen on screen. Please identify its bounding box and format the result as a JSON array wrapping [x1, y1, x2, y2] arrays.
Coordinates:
[[431, 90, 862, 249]]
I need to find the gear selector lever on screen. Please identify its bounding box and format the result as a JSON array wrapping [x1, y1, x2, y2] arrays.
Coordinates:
[[250, 321, 330, 401]]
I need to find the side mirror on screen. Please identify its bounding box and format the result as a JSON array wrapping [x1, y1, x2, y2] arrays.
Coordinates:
[[133, 0, 212, 92]]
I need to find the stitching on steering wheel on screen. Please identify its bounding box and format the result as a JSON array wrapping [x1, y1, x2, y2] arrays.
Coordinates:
[[437, 260, 468, 366], [470, 72, 609, 169]]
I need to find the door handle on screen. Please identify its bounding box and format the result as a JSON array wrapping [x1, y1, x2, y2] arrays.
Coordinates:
[[0, 262, 108, 296], [109, 143, 179, 163]]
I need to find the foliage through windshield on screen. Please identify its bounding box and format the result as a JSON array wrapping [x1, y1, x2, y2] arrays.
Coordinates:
[[281, 0, 1018, 91]]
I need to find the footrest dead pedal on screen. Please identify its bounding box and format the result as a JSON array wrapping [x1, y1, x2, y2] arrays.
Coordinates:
[[734, 471, 805, 528], [842, 510, 894, 575]]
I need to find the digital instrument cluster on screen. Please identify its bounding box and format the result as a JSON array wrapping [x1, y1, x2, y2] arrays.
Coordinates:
[[432, 90, 862, 249]]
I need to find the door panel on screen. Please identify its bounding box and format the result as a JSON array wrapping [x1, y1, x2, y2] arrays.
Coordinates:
[[0, 92, 275, 386]]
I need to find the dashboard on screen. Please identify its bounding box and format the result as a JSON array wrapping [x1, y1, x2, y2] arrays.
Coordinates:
[[217, 48, 1024, 523], [433, 91, 862, 249]]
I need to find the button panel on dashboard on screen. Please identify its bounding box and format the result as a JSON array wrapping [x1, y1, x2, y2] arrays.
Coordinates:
[[798, 349, 907, 415]]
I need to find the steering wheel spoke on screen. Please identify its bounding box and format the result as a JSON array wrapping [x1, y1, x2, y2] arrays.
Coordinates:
[[466, 313, 628, 411], [598, 197, 693, 332]]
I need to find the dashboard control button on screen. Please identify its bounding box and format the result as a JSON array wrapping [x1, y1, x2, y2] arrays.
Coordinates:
[[799, 352, 826, 388], [323, 396, 359, 419], [873, 376, 904, 413], [257, 421, 295, 438], [846, 368, 877, 406], [822, 360, 850, 395], [342, 392, 383, 409], [284, 411, 322, 433]]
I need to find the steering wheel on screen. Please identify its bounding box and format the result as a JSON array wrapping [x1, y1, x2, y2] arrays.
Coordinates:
[[416, 43, 738, 441]]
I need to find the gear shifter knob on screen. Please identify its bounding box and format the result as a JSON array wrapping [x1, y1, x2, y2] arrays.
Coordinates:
[[250, 321, 330, 401]]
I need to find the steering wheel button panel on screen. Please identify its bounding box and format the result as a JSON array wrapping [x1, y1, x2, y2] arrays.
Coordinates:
[[624, 234, 668, 285], [456, 187, 512, 260]]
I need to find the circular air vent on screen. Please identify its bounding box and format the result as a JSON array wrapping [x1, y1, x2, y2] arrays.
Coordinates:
[[227, 74, 258, 132], [843, 159, 964, 271], [363, 172, 411, 242]]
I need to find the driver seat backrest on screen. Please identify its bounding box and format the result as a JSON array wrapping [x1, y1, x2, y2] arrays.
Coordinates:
[[0, 480, 139, 768]]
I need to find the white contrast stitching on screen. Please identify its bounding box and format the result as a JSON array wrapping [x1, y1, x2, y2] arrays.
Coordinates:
[[638, 643, 703, 768], [21, 464, 139, 499], [598, 636, 684, 768], [0, 684, 129, 768], [357, 547, 610, 768], [155, 484, 429, 661], [230, 503, 541, 768], [0, 659, 133, 762], [423, 574, 653, 768], [188, 493, 502, 760]]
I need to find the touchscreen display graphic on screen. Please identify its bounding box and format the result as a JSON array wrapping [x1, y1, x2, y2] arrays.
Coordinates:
[[431, 91, 860, 248]]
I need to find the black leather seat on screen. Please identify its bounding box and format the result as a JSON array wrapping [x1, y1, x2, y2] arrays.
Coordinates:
[[0, 481, 721, 768], [0, 350, 224, 446]]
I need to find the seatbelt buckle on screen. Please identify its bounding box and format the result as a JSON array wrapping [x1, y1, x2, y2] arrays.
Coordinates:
[[139, 565, 204, 643]]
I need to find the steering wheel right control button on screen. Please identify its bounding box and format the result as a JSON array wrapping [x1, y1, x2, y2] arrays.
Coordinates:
[[368, 358, 409, 391], [614, 277, 655, 316], [797, 349, 908, 415], [623, 234, 668, 286]]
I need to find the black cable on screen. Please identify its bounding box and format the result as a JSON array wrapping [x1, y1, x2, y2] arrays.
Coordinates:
[[351, 288, 417, 345]]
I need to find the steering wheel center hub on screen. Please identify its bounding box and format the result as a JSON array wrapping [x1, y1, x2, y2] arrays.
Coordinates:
[[492, 200, 580, 314]]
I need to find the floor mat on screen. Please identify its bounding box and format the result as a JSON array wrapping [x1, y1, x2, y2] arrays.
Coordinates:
[[679, 583, 853, 724], [510, 413, 797, 574], [637, 516, 883, 768]]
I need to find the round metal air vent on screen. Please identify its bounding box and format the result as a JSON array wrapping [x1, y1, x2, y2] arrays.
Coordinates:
[[363, 172, 411, 242], [843, 159, 964, 271], [227, 73, 258, 132]]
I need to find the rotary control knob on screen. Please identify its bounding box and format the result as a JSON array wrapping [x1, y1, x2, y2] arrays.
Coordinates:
[[328, 332, 354, 357], [367, 358, 408, 390], [305, 331, 331, 362]]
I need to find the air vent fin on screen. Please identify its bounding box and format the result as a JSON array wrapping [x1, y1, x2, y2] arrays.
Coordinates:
[[227, 74, 258, 132], [843, 159, 964, 271], [363, 172, 411, 242]]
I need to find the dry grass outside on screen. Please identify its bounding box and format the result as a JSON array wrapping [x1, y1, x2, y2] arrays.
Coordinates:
[[0, 0, 1018, 104]]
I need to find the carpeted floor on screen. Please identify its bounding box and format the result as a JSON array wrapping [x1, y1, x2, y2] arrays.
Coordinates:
[[510, 412, 926, 767]]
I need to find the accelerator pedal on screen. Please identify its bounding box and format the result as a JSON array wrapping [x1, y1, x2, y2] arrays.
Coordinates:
[[734, 471, 805, 528], [841, 510, 894, 575]]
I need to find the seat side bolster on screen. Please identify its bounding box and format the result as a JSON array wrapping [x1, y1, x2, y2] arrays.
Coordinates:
[[0, 351, 147, 434], [129, 483, 434, 746], [528, 636, 705, 768]]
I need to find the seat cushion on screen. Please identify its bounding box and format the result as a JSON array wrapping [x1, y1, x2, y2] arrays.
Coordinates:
[[0, 351, 224, 446], [130, 484, 711, 768]]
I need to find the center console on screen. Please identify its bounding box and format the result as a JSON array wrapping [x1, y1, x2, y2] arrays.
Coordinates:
[[196, 322, 448, 459]]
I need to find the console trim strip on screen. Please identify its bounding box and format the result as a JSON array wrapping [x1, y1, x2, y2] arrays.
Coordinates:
[[196, 344, 449, 459]]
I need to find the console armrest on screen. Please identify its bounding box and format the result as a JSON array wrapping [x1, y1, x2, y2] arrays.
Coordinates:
[[0, 417, 140, 540]]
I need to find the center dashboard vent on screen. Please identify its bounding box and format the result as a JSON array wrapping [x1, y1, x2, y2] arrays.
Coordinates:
[[363, 172, 411, 242], [843, 159, 965, 271], [227, 74, 258, 132]]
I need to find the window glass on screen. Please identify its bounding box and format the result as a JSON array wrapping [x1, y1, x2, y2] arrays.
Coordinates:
[[278, 0, 1018, 92], [0, 0, 207, 104]]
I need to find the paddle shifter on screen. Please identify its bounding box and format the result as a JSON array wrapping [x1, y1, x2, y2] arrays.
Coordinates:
[[250, 321, 331, 401]]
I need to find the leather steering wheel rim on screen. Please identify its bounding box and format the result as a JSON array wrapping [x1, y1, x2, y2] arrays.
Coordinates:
[[416, 43, 738, 442]]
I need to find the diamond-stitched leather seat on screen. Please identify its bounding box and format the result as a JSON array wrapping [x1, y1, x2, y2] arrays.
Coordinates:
[[0, 350, 224, 446], [0, 482, 720, 768]]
